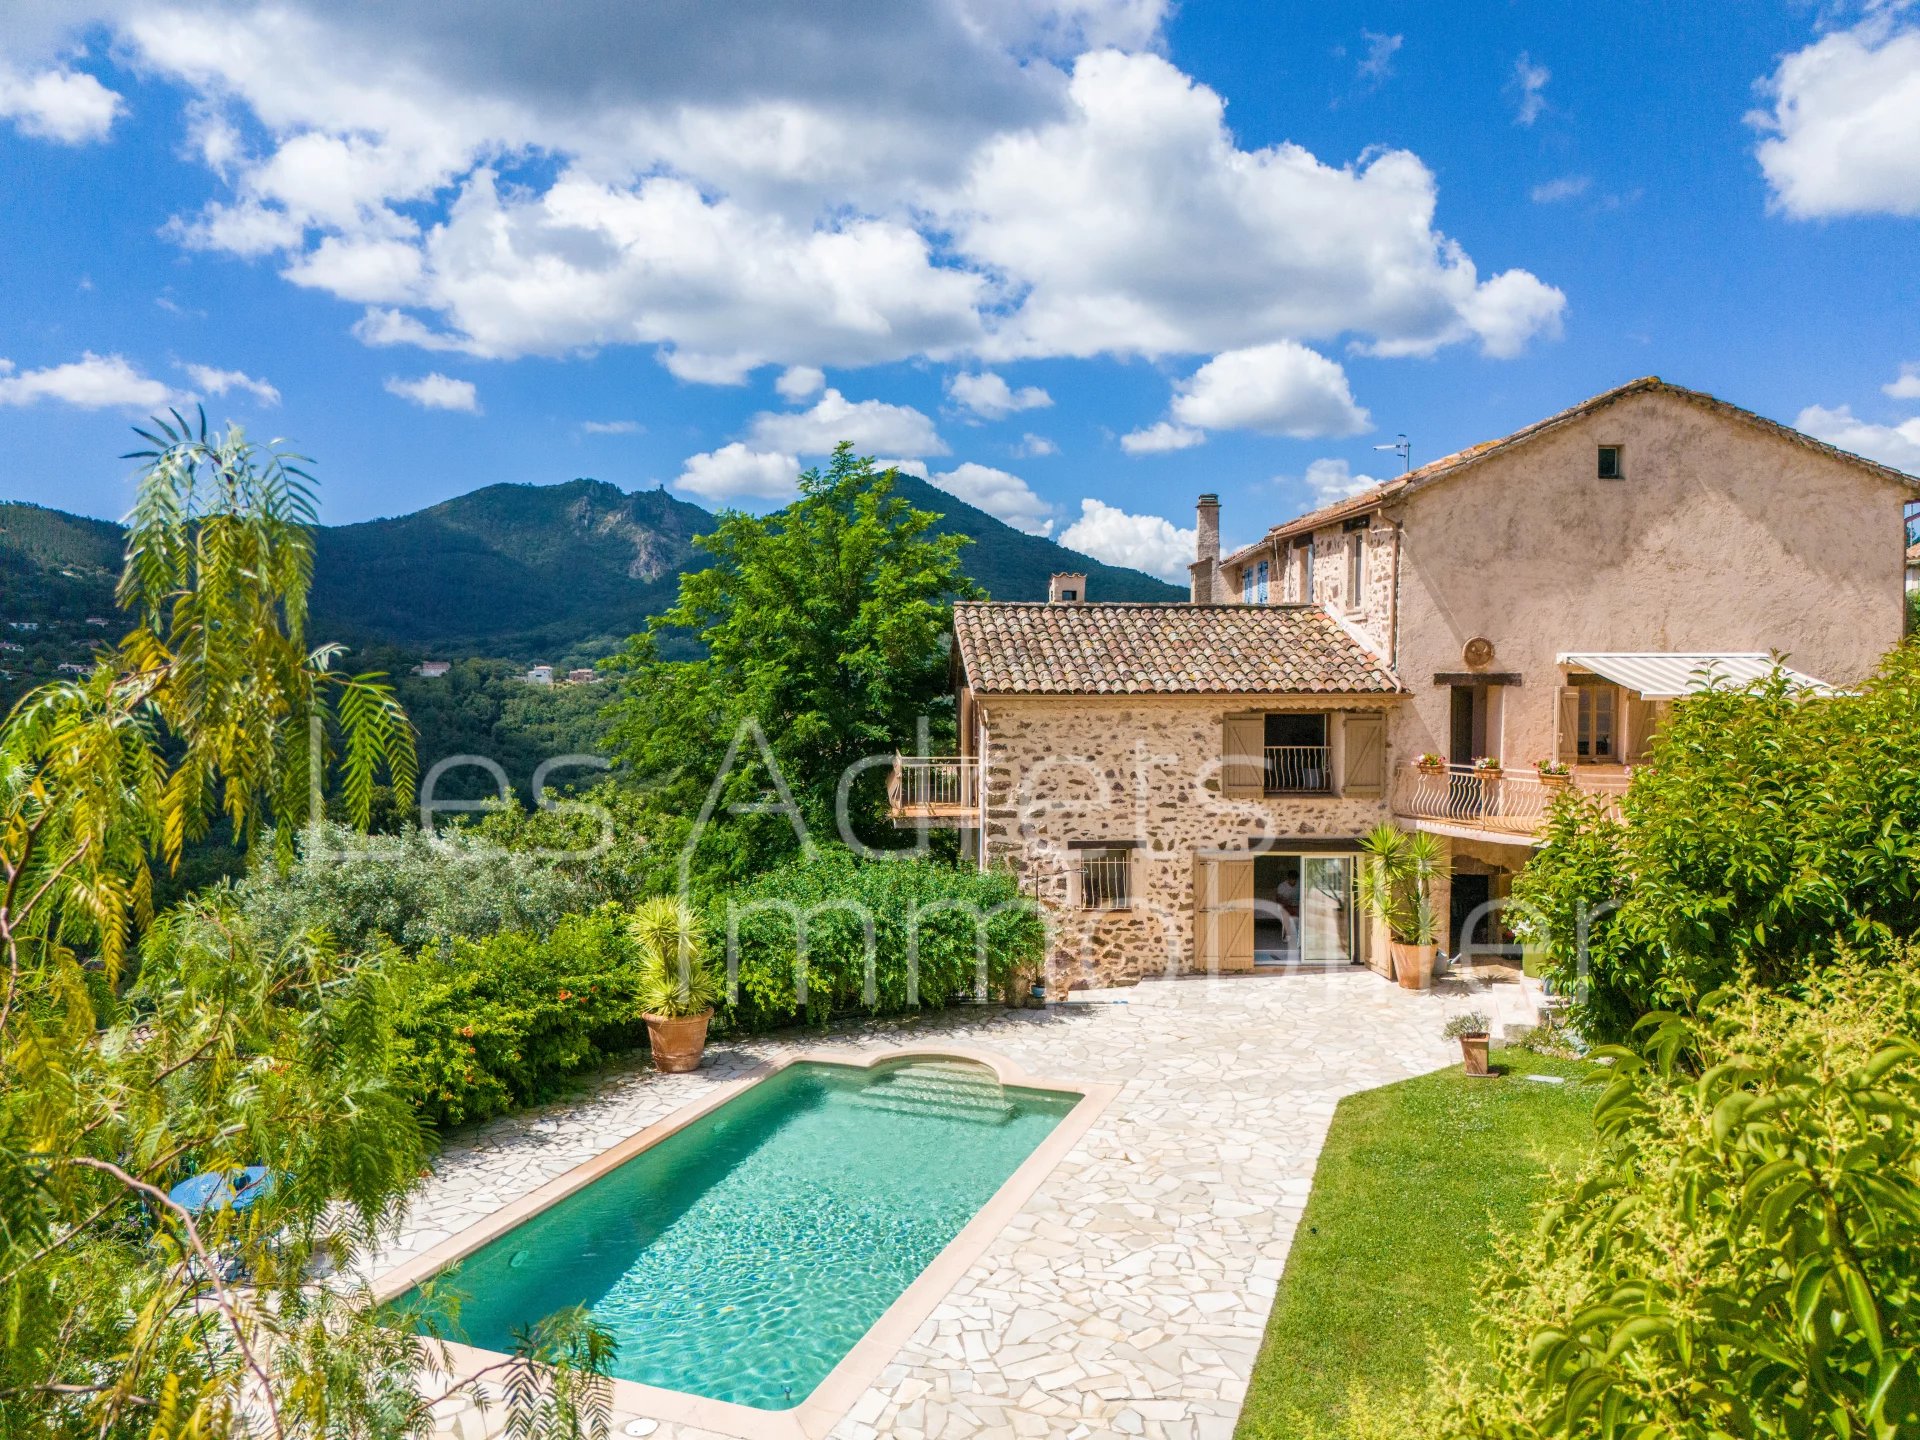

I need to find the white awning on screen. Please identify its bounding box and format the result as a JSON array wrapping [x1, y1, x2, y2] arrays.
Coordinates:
[[1556, 652, 1835, 700]]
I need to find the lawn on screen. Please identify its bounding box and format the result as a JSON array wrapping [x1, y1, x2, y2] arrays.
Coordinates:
[[1235, 1047, 1597, 1439]]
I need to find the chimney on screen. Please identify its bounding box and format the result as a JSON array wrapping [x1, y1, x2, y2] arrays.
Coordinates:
[[1191, 493, 1221, 603], [1048, 572, 1086, 603]]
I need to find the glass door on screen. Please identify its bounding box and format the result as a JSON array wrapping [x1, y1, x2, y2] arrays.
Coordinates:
[[1300, 856, 1358, 963]]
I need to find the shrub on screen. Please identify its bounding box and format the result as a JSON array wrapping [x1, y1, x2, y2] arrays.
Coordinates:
[[386, 908, 645, 1128], [718, 847, 1045, 1030], [1513, 644, 1920, 1043], [1405, 956, 1920, 1439], [234, 821, 600, 954]]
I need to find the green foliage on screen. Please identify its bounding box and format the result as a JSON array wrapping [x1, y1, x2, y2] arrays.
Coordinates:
[[630, 895, 718, 1018], [1441, 1011, 1491, 1040], [0, 417, 601, 1440], [720, 847, 1045, 1030], [475, 778, 682, 906], [1358, 822, 1450, 946], [605, 446, 979, 882], [386, 909, 645, 1129], [1513, 646, 1920, 1042], [1410, 957, 1920, 1439], [234, 820, 601, 954]]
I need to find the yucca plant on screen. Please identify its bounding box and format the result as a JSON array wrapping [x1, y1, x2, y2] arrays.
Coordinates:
[[1358, 822, 1450, 946], [630, 895, 718, 1019]]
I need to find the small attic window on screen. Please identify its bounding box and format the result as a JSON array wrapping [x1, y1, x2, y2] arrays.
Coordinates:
[[1597, 445, 1623, 480]]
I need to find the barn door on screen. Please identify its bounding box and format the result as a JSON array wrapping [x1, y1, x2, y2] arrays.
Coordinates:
[[1194, 856, 1255, 974]]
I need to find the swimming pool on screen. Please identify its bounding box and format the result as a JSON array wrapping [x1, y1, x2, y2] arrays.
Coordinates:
[[394, 1057, 1082, 1412]]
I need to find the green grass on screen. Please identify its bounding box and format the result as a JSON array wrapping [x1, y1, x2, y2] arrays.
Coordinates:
[[1234, 1048, 1598, 1439]]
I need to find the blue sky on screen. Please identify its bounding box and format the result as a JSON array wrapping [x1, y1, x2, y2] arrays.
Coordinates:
[[2, 1, 1917, 581]]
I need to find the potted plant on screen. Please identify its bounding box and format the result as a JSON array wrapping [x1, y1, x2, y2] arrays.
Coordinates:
[[1415, 752, 1446, 774], [630, 896, 720, 1073], [1471, 755, 1503, 775], [1443, 1011, 1492, 1076], [1358, 822, 1451, 992], [1534, 758, 1570, 787]]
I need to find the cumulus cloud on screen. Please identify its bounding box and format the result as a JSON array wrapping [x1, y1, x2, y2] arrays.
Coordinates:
[[747, 388, 946, 456], [384, 372, 481, 413], [674, 442, 802, 503], [948, 370, 1053, 419], [1169, 341, 1370, 438], [0, 65, 122, 144], [1014, 432, 1058, 456], [775, 365, 825, 400], [1886, 363, 1920, 400], [1510, 53, 1550, 126], [1120, 420, 1206, 455], [0, 352, 178, 410], [956, 51, 1565, 362], [1752, 18, 1920, 219], [1299, 457, 1386, 505], [183, 364, 281, 406], [581, 419, 641, 435], [925, 461, 1054, 534], [1796, 402, 1920, 474], [1059, 497, 1195, 581]]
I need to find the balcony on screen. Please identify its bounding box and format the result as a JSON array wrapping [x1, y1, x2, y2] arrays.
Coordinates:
[[1264, 744, 1333, 795], [886, 755, 979, 824], [1392, 762, 1629, 843]]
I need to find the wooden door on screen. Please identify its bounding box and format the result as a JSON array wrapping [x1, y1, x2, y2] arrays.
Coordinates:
[[1194, 856, 1255, 974]]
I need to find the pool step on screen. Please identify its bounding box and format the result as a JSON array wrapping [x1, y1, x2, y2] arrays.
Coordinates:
[[851, 1065, 1018, 1126]]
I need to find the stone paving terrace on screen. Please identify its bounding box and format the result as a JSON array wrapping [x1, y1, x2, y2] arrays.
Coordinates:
[[380, 969, 1513, 1440]]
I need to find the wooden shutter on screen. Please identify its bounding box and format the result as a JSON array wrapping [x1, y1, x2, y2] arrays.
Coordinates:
[[1556, 688, 1581, 763], [1192, 856, 1255, 973], [1222, 713, 1265, 797], [1626, 697, 1659, 762], [1341, 713, 1386, 797]]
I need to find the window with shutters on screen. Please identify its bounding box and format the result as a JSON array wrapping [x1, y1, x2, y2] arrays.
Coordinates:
[[1224, 712, 1385, 797], [1256, 559, 1269, 604], [1345, 534, 1364, 610]]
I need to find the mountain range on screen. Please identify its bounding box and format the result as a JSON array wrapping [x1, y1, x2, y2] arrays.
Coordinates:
[[0, 473, 1182, 663]]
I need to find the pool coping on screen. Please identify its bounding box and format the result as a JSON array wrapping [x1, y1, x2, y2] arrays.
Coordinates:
[[373, 1042, 1122, 1440]]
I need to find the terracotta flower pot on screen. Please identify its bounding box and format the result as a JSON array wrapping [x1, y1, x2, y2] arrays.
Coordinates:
[[643, 1011, 712, 1073], [1459, 1033, 1491, 1076], [1390, 941, 1437, 991], [1538, 772, 1570, 789]]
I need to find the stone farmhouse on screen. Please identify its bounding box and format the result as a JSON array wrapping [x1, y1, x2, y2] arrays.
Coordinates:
[[889, 378, 1918, 988]]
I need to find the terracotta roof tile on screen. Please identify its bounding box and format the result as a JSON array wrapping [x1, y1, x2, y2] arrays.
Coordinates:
[[953, 602, 1400, 696]]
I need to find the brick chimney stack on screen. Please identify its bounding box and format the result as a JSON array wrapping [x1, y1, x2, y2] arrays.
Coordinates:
[[1190, 494, 1221, 603]]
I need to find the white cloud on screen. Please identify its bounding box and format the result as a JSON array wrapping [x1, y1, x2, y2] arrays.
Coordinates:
[[674, 442, 802, 503], [1510, 53, 1550, 126], [1530, 174, 1591, 204], [1797, 403, 1920, 474], [775, 365, 825, 400], [1886, 363, 1920, 400], [1299, 457, 1386, 506], [384, 372, 481, 413], [581, 419, 641, 435], [948, 370, 1053, 419], [1015, 432, 1058, 456], [1169, 341, 1369, 438], [1356, 31, 1402, 88], [1752, 19, 1920, 219], [955, 51, 1565, 362], [17, 7, 1560, 379], [1059, 497, 1195, 581], [0, 65, 122, 144], [925, 461, 1054, 534], [747, 388, 947, 456], [1120, 420, 1206, 454], [0, 352, 178, 410], [182, 364, 281, 406]]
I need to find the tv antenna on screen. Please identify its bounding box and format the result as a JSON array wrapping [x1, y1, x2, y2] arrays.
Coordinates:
[[1374, 434, 1411, 473]]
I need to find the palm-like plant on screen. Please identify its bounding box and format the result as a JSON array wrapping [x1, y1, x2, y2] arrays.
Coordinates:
[[630, 895, 720, 1018], [1358, 822, 1451, 946]]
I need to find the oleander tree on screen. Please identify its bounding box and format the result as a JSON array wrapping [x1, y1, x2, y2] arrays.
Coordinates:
[[0, 414, 610, 1440]]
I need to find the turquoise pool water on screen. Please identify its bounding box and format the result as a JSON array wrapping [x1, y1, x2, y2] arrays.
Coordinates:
[[400, 1059, 1077, 1410]]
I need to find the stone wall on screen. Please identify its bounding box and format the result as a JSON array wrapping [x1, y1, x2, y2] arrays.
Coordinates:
[[977, 692, 1397, 989]]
